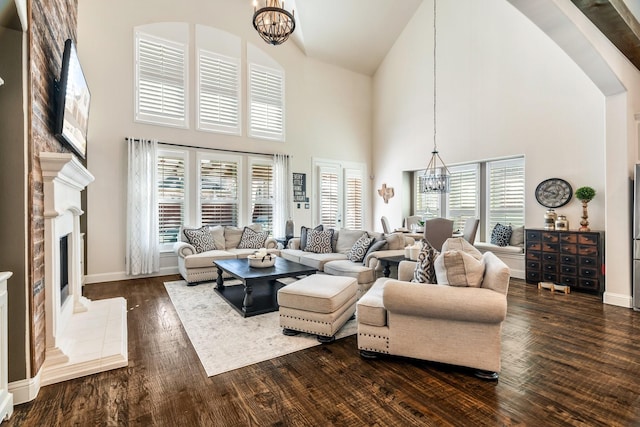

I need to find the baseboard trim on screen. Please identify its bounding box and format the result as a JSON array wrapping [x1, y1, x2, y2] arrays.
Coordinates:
[[84, 266, 179, 284], [9, 369, 41, 405], [603, 291, 632, 308]]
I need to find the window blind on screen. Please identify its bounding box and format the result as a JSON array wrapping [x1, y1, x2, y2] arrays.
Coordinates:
[[319, 166, 339, 228], [248, 63, 284, 141], [135, 33, 187, 127], [197, 50, 241, 135], [447, 164, 479, 231], [488, 158, 525, 231], [250, 162, 274, 234], [200, 158, 239, 226], [344, 168, 364, 230], [157, 153, 185, 245]]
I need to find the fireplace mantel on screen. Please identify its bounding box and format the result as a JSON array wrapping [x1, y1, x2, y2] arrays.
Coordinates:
[[38, 152, 127, 388]]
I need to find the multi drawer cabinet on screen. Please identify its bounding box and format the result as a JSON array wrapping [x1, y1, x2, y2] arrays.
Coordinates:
[[525, 229, 604, 294]]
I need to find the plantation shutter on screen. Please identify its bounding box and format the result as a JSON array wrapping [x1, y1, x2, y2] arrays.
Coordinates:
[[319, 166, 340, 228], [344, 168, 364, 230], [250, 162, 274, 234], [488, 158, 525, 231], [447, 164, 479, 231], [200, 159, 239, 226], [248, 63, 284, 141], [197, 50, 241, 135], [157, 153, 185, 246], [414, 171, 442, 219], [135, 33, 187, 127]]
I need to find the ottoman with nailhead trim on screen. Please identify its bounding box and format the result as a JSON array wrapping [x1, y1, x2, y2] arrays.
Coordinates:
[[277, 274, 357, 343]]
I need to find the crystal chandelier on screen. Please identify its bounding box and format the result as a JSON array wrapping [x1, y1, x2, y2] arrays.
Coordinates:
[[252, 0, 296, 46], [420, 0, 450, 193]]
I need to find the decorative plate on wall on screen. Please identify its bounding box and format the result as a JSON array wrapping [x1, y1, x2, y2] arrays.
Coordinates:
[[535, 178, 573, 208]]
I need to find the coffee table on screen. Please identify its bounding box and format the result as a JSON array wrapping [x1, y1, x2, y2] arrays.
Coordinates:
[[213, 257, 318, 317]]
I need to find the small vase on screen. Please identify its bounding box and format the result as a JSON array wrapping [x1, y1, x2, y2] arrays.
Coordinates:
[[579, 200, 590, 231]]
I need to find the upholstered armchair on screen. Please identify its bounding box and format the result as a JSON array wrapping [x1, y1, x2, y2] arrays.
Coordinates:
[[357, 251, 510, 379]]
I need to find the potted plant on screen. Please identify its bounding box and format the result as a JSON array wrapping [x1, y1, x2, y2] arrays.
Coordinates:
[[575, 186, 596, 231]]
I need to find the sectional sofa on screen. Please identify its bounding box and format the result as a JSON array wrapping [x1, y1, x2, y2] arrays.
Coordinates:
[[280, 228, 416, 298]]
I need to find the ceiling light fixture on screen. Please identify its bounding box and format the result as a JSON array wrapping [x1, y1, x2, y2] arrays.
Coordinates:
[[420, 0, 450, 193], [252, 0, 296, 46]]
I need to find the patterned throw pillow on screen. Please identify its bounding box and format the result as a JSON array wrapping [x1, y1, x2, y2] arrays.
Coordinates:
[[300, 225, 323, 251], [237, 227, 269, 249], [183, 226, 216, 253], [346, 233, 374, 263], [305, 229, 334, 254], [490, 223, 513, 247], [412, 241, 440, 284]]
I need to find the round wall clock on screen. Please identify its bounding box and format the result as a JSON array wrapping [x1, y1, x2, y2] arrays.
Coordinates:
[[535, 178, 573, 208]]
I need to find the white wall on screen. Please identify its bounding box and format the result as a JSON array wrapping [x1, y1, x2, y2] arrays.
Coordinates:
[[373, 0, 640, 306], [77, 0, 372, 283]]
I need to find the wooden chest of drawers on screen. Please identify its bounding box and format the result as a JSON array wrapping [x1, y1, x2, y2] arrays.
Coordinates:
[[524, 228, 604, 294]]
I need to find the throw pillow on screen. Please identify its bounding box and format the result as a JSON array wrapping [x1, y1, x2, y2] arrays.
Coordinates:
[[346, 233, 374, 263], [300, 225, 323, 251], [237, 227, 269, 249], [183, 226, 216, 253], [363, 238, 388, 265], [510, 225, 525, 246], [305, 229, 334, 254], [490, 223, 512, 247], [441, 237, 483, 260], [412, 242, 440, 284], [434, 250, 485, 287]]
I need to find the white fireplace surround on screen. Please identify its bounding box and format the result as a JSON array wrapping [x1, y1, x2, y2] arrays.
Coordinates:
[[39, 152, 127, 387]]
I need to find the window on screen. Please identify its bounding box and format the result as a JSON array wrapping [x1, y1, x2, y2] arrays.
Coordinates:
[[248, 63, 285, 141], [413, 171, 442, 219], [318, 165, 340, 228], [135, 32, 188, 127], [446, 164, 479, 231], [250, 161, 274, 234], [487, 158, 525, 233], [199, 155, 240, 226], [344, 168, 364, 230], [314, 161, 365, 230], [197, 49, 241, 135], [157, 150, 186, 249]]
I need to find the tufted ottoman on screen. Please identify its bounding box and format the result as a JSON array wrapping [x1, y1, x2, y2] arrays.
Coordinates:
[[277, 274, 357, 343]]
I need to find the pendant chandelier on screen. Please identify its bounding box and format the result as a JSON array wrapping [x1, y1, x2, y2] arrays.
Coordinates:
[[420, 0, 450, 193], [252, 0, 296, 46]]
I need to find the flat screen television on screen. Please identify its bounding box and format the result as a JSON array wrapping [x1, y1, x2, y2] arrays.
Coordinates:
[[54, 39, 90, 159]]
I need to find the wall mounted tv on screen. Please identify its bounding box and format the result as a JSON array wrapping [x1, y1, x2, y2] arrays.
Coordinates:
[[54, 39, 90, 159]]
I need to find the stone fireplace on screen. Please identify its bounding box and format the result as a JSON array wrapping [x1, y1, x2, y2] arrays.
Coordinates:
[[39, 153, 127, 386]]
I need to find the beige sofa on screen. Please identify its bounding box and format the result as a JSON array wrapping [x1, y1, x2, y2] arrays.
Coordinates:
[[280, 229, 415, 299], [357, 250, 510, 379], [174, 224, 278, 284]]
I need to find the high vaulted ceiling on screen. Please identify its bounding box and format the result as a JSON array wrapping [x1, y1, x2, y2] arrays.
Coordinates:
[[287, 0, 640, 76], [289, 0, 423, 76]]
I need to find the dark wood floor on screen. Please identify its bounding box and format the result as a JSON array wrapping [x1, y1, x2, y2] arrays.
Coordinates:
[[6, 276, 640, 426]]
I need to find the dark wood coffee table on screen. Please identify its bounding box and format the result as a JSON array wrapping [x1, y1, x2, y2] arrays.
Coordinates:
[[213, 257, 317, 317]]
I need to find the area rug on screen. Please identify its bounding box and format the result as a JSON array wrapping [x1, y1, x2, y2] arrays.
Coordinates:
[[164, 280, 357, 377]]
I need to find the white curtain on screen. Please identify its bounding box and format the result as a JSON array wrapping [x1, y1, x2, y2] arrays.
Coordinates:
[[126, 138, 160, 275], [273, 153, 292, 238]]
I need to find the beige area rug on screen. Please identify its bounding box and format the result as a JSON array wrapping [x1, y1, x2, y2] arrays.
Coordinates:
[[164, 280, 357, 377]]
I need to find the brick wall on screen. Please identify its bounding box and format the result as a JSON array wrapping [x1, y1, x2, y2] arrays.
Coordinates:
[[29, 0, 78, 375]]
